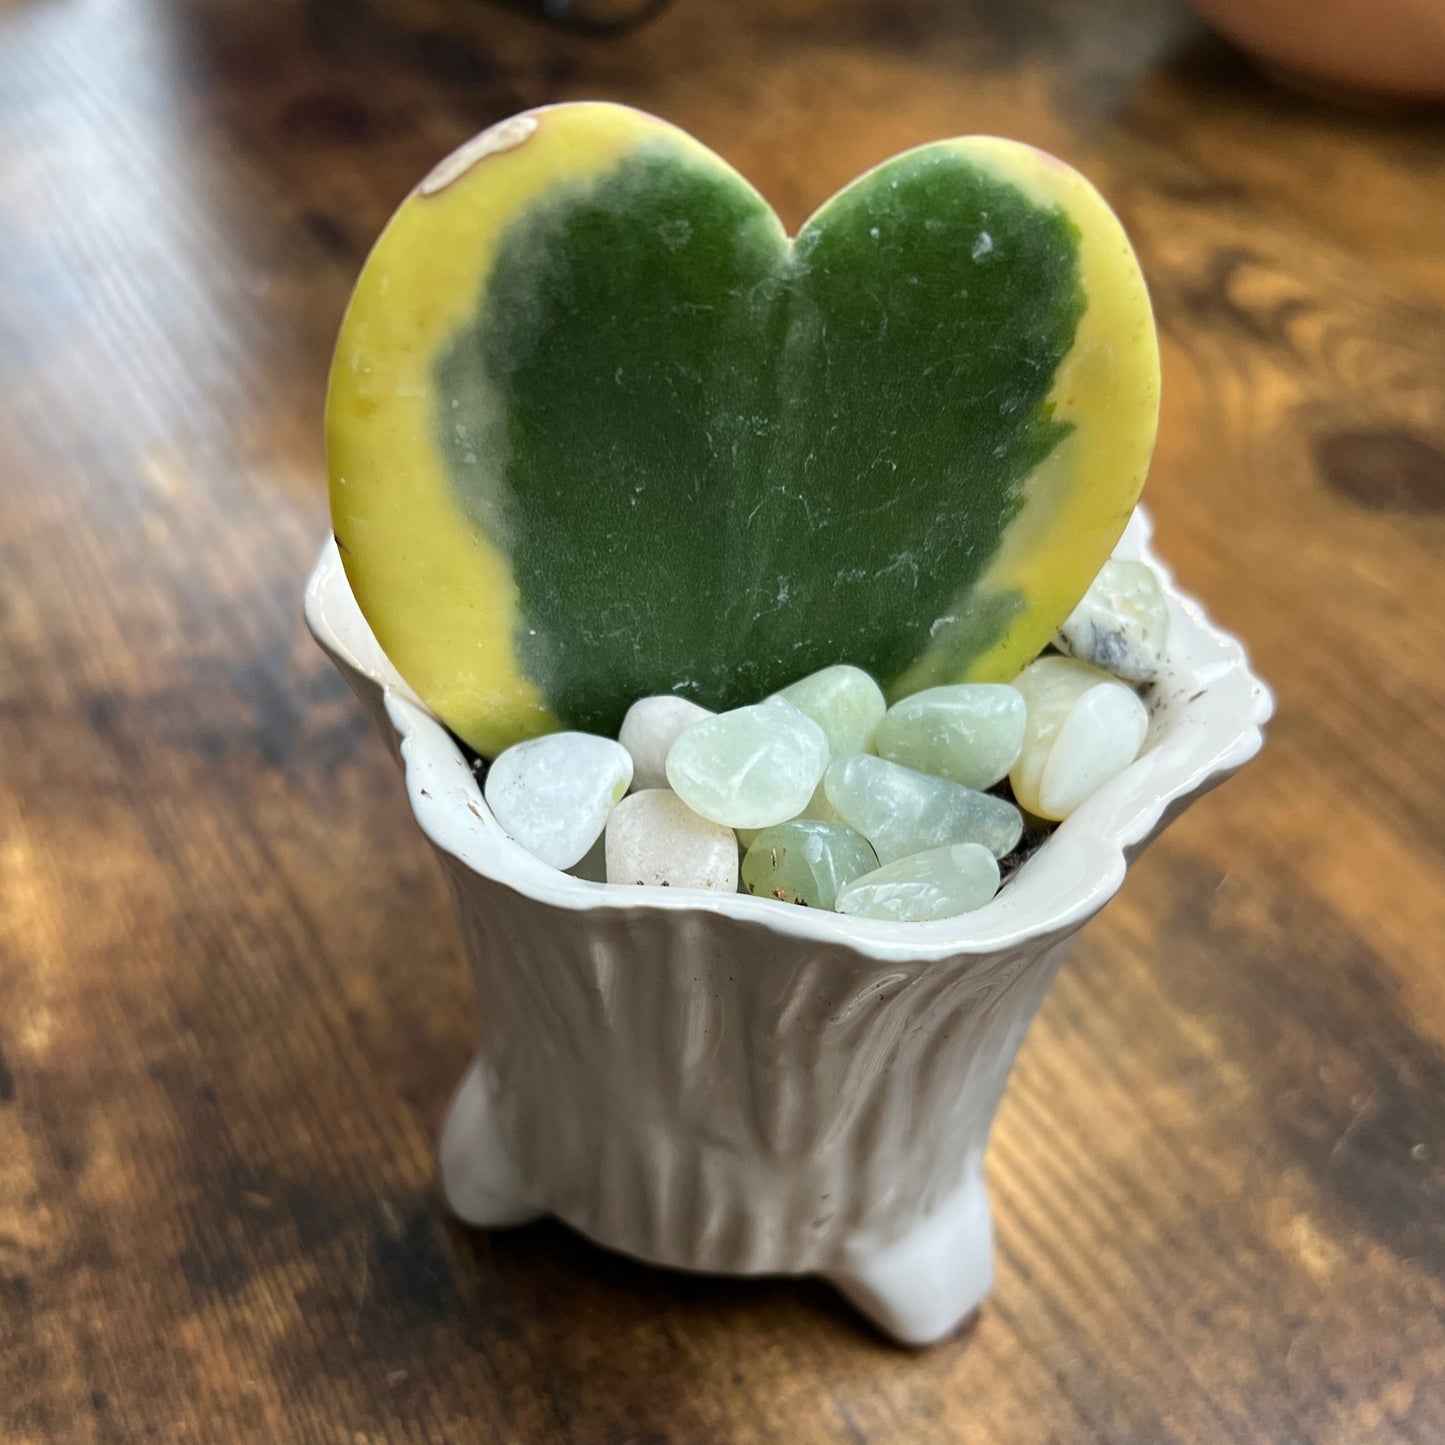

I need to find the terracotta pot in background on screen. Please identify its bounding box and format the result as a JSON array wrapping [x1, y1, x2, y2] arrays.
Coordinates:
[[1193, 0, 1445, 100]]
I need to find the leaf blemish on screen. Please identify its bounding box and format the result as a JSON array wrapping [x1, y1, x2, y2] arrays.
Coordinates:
[[420, 113, 539, 197]]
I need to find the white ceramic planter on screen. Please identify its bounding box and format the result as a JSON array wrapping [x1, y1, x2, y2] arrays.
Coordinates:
[[305, 512, 1270, 1345]]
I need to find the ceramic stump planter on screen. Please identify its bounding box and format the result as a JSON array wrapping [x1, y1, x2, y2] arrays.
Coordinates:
[[306, 510, 1270, 1346]]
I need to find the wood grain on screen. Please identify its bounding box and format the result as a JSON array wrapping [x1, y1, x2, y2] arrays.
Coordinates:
[[1, 0, 1442, 1440]]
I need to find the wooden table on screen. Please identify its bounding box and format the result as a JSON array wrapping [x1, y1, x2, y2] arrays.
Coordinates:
[[2, 0, 1441, 1439]]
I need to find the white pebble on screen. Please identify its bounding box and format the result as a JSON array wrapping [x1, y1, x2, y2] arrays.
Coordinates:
[[605, 789, 739, 891], [484, 732, 633, 869], [1010, 656, 1149, 821], [1055, 559, 1170, 684], [618, 694, 713, 791], [666, 696, 829, 829]]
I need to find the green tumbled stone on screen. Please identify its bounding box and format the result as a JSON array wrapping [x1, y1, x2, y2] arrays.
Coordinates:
[[823, 753, 1022, 863], [836, 842, 1001, 922], [873, 683, 1025, 790], [777, 664, 886, 757], [735, 778, 840, 852], [742, 819, 879, 910], [666, 695, 829, 829], [802, 779, 841, 827]]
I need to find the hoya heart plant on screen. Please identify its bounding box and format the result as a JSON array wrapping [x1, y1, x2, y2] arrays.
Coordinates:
[[327, 102, 1159, 760]]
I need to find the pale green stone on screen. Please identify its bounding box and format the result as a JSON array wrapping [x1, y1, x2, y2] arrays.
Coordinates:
[[836, 843, 1001, 922], [741, 819, 878, 910], [735, 778, 839, 852], [802, 778, 841, 826], [1010, 655, 1149, 821], [666, 696, 829, 829], [1055, 559, 1169, 684], [778, 664, 886, 757], [873, 683, 1025, 790], [823, 753, 1021, 863]]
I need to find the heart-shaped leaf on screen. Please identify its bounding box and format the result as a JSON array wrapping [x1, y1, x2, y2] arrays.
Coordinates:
[[328, 104, 1159, 756]]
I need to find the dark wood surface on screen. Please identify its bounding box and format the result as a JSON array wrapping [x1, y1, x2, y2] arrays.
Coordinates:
[[2, 0, 1442, 1439]]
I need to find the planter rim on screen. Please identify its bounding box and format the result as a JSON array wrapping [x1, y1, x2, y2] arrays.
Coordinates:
[[305, 509, 1272, 963]]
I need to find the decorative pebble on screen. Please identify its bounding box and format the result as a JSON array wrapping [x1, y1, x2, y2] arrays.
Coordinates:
[[823, 753, 1022, 863], [485, 732, 633, 869], [873, 683, 1026, 790], [1010, 656, 1149, 821], [666, 696, 829, 829], [735, 779, 840, 852], [1055, 559, 1169, 684], [618, 694, 713, 791], [777, 664, 886, 756], [741, 819, 878, 910], [836, 843, 1001, 922], [802, 779, 842, 826], [604, 789, 739, 891]]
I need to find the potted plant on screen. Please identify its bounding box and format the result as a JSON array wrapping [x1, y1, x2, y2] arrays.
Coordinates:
[[308, 104, 1271, 1344]]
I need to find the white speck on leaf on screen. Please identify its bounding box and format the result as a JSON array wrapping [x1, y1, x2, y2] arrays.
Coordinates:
[[972, 231, 994, 261]]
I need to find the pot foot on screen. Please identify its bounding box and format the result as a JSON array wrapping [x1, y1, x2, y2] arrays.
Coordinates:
[[825, 1169, 993, 1346], [437, 1056, 542, 1229]]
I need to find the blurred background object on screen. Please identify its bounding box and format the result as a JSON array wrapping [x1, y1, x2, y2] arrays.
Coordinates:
[[509, 0, 679, 35], [1192, 0, 1445, 100]]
